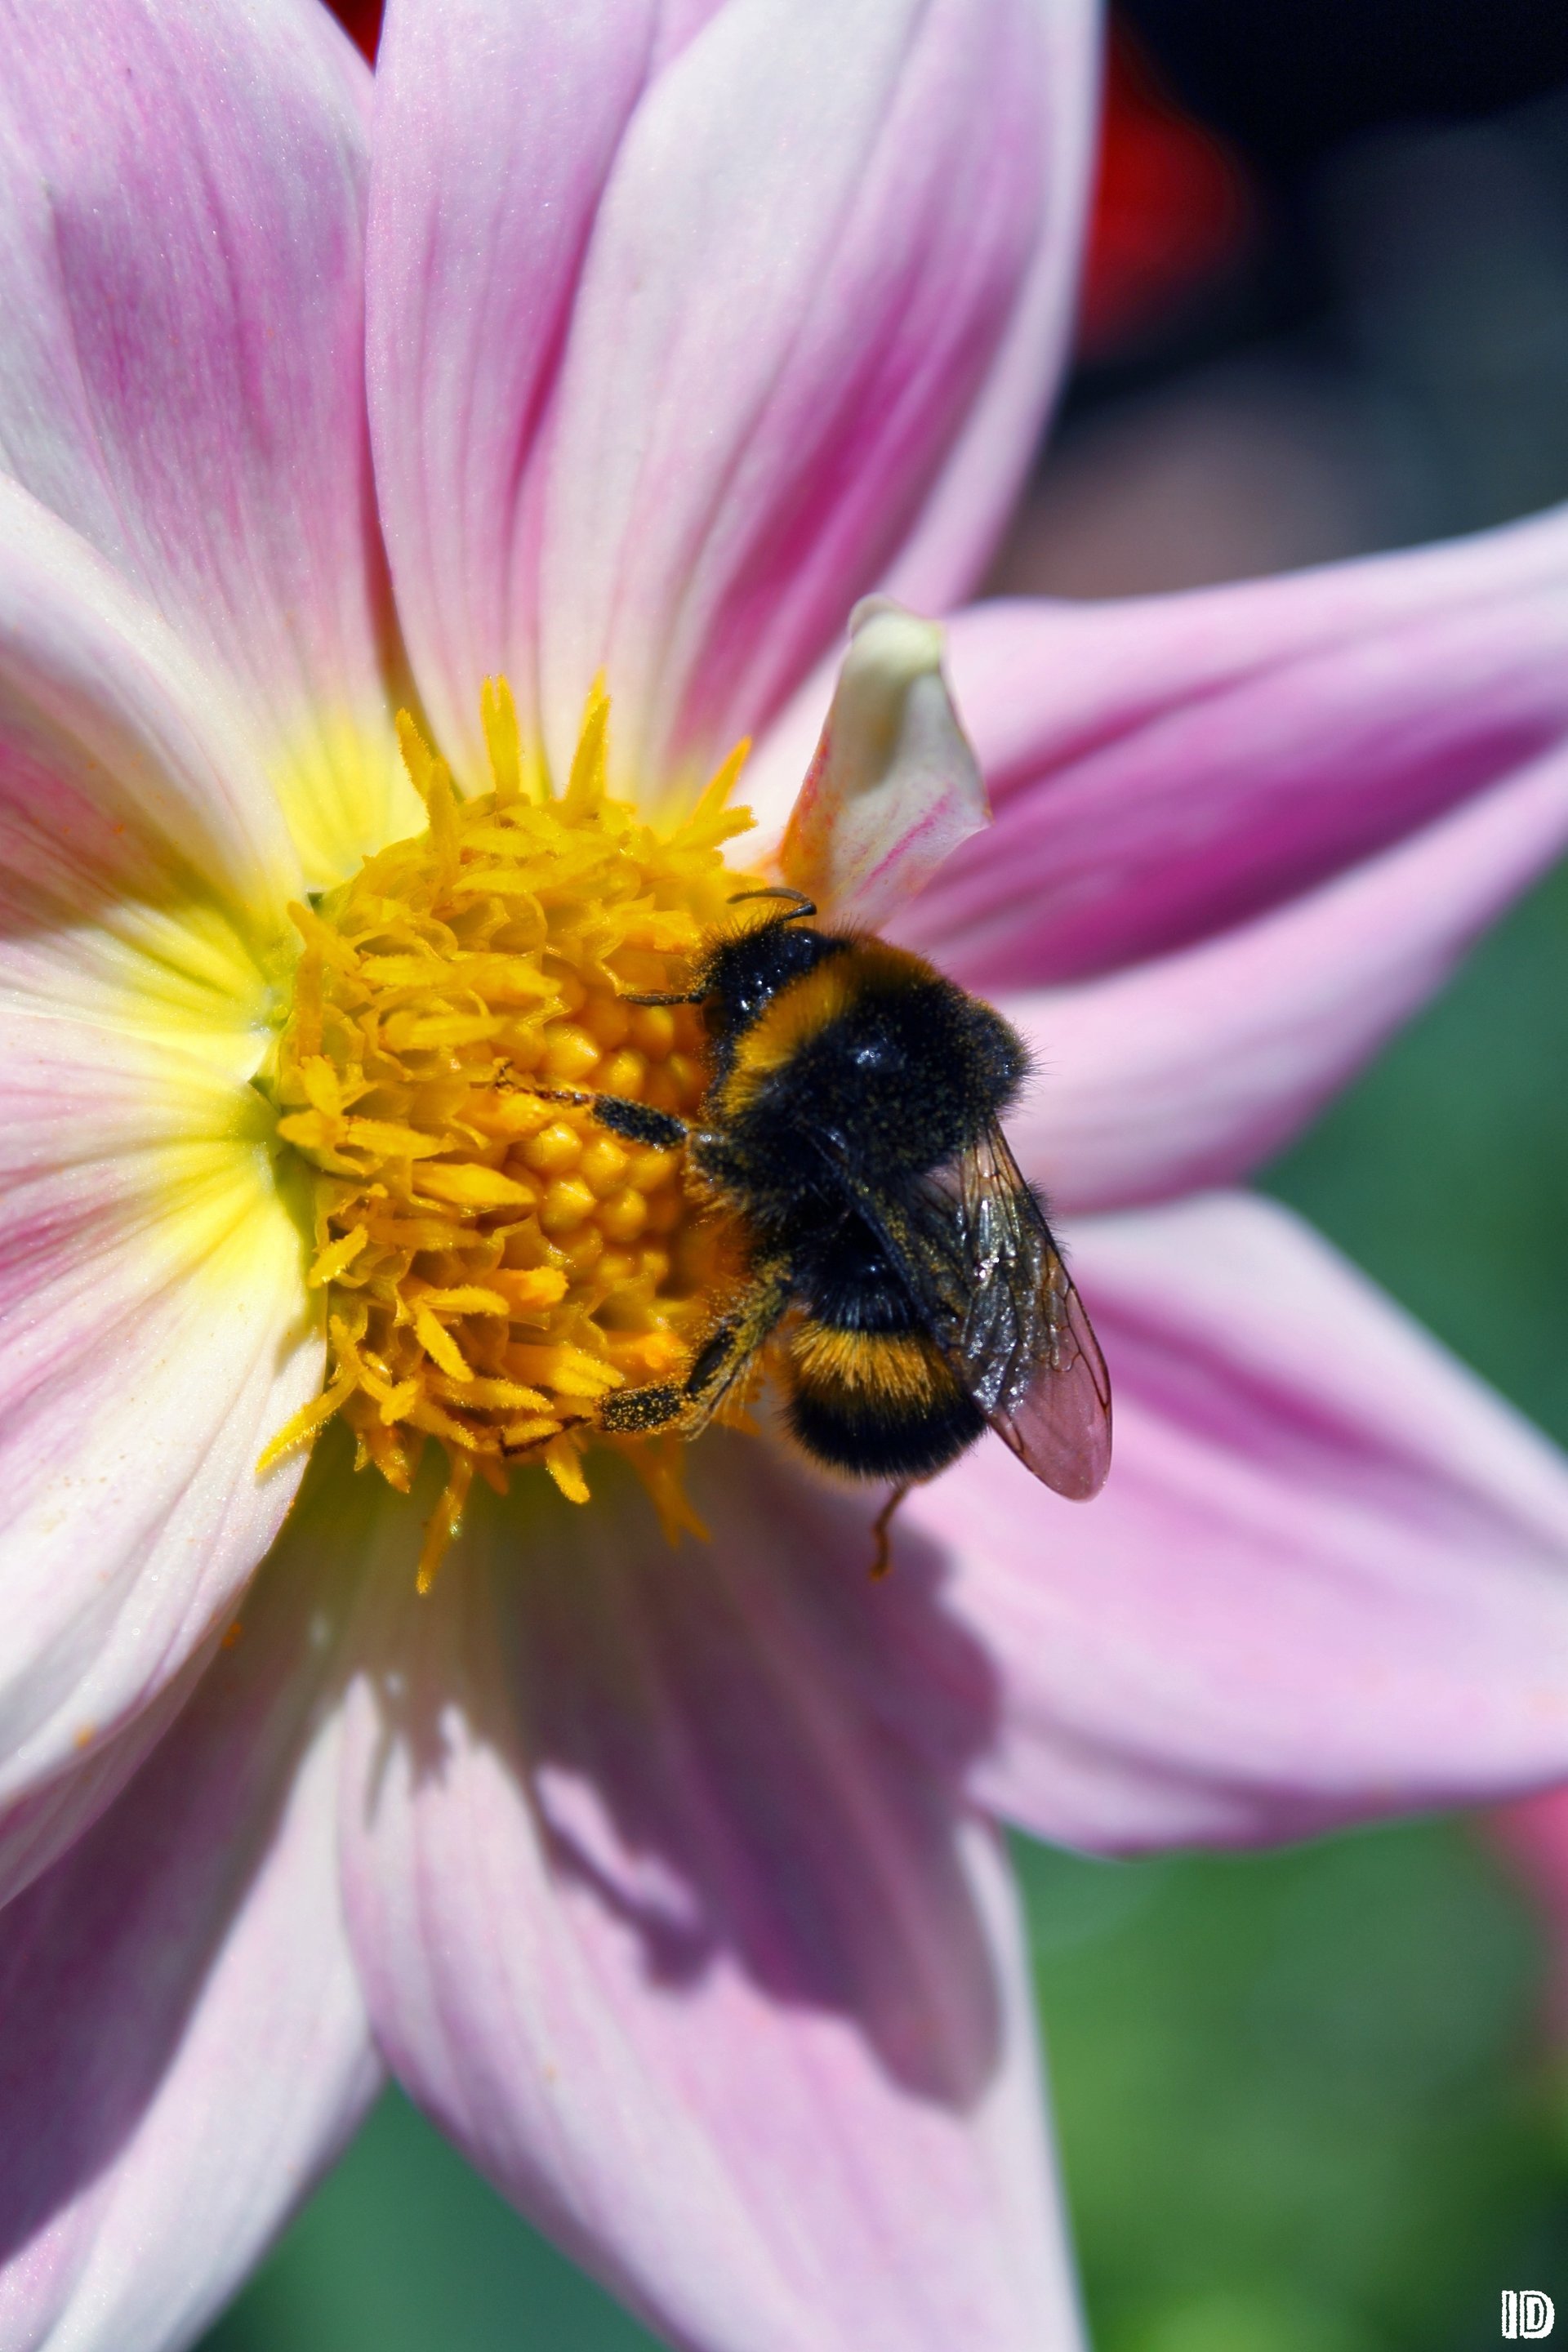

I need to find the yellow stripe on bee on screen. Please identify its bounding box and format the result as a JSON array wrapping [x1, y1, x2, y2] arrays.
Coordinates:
[[720, 938, 935, 1116], [788, 1322, 954, 1410]]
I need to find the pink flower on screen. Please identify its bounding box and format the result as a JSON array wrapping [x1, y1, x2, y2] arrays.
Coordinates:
[[5, 3, 1568, 2348]]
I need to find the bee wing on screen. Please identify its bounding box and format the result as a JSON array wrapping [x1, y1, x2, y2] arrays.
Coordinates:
[[812, 1122, 1111, 1499], [944, 1122, 1111, 1500]]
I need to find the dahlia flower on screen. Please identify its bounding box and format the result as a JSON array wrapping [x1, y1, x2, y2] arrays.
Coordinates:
[[7, 3, 1568, 2350]]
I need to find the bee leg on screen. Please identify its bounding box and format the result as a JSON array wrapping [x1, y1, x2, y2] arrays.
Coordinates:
[[598, 1383, 687, 1437], [598, 1258, 795, 1463], [619, 988, 706, 1008], [603, 1263, 791, 1448], [523, 1088, 691, 1152], [868, 1482, 912, 1579], [587, 1095, 691, 1150]]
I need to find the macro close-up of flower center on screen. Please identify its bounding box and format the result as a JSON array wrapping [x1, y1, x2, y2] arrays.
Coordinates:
[[266, 681, 763, 1579], [17, 4, 1568, 2351]]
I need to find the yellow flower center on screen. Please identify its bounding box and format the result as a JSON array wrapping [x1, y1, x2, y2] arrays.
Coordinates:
[[263, 679, 762, 1585]]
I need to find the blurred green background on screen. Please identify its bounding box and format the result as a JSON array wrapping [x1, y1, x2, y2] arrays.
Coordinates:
[[201, 835, 1568, 2352]]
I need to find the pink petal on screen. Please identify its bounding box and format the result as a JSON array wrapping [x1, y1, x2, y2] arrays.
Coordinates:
[[872, 2, 1098, 623], [541, 0, 1090, 804], [0, 0, 412, 884], [370, 0, 1094, 803], [1000, 748, 1568, 1213], [0, 1477, 379, 2352], [0, 489, 320, 1903], [341, 1441, 1082, 2352], [366, 0, 668, 786], [0, 478, 303, 944], [777, 600, 991, 929], [898, 1194, 1568, 1852], [0, 1008, 323, 1906], [901, 506, 1568, 991]]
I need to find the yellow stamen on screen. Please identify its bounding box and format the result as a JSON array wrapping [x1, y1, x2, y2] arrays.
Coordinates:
[[268, 681, 758, 1581], [479, 675, 523, 807], [417, 1451, 473, 1593]]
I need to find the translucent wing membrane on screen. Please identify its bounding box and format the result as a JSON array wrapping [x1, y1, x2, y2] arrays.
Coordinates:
[[934, 1124, 1111, 1500], [986, 1250, 1112, 1499], [823, 1120, 1110, 1500]]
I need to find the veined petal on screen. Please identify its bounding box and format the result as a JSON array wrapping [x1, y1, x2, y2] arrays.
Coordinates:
[[0, 495, 319, 1901], [1001, 749, 1568, 1214], [898, 506, 1568, 991], [0, 1472, 379, 2352], [0, 0, 410, 885], [340, 1441, 1081, 2352], [369, 0, 1091, 805], [367, 0, 667, 787], [0, 1011, 322, 1906], [900, 1195, 1568, 1853], [541, 0, 1087, 808], [0, 479, 302, 964], [873, 1, 1097, 622], [777, 600, 991, 929]]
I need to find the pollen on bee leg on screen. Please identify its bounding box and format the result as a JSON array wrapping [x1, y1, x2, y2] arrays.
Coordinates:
[[263, 677, 761, 1584]]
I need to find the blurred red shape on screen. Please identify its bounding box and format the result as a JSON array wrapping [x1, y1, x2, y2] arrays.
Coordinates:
[[330, 0, 381, 62], [323, 3, 1246, 366], [1079, 18, 1254, 360]]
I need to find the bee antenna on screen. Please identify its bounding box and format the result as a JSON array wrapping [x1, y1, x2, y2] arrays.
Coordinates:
[[727, 885, 817, 922]]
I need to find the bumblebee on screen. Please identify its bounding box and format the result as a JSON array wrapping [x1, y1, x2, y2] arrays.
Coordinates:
[[583, 891, 1111, 1505]]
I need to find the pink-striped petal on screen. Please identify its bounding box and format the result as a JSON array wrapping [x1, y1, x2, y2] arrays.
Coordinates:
[[777, 600, 991, 929], [0, 1472, 379, 2352], [366, 0, 668, 786], [540, 0, 1091, 807], [871, 1, 1097, 624], [900, 506, 1568, 991], [0, 1022, 322, 1908], [0, 0, 410, 884], [897, 1194, 1568, 1853], [0, 490, 319, 1903], [340, 1441, 1082, 2352], [369, 0, 1094, 805], [0, 478, 303, 955], [1000, 747, 1568, 1213]]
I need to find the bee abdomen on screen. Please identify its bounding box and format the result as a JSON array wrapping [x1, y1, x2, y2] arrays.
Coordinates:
[[785, 1321, 983, 1481]]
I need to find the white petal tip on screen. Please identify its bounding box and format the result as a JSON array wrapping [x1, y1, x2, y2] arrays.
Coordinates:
[[780, 601, 989, 930]]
